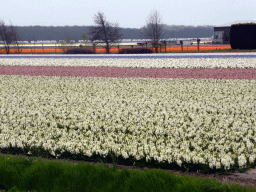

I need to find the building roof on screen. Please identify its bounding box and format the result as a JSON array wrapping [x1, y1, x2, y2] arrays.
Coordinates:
[[215, 20, 256, 27]]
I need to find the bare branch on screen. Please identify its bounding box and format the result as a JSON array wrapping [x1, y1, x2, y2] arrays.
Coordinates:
[[0, 20, 19, 54], [88, 12, 122, 54], [142, 10, 164, 53]]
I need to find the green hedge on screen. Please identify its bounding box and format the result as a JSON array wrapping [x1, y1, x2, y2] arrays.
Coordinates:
[[63, 48, 95, 54], [119, 48, 153, 54]]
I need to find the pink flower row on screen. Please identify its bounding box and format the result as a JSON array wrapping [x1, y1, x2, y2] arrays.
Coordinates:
[[0, 66, 256, 79]]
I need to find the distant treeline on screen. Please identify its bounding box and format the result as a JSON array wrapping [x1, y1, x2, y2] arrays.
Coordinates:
[[14, 24, 215, 42]]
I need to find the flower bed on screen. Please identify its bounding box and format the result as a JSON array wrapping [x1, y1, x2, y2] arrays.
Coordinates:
[[0, 70, 256, 173], [0, 66, 256, 80], [0, 45, 232, 54], [1, 58, 256, 68]]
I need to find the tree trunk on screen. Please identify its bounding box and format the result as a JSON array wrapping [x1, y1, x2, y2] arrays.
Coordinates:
[[6, 45, 10, 54], [106, 43, 110, 54], [197, 38, 200, 51], [154, 43, 158, 53]]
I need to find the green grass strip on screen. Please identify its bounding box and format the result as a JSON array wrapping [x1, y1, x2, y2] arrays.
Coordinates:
[[0, 154, 256, 192]]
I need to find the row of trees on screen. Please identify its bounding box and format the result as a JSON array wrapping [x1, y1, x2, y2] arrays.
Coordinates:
[[0, 10, 164, 54], [87, 10, 163, 53]]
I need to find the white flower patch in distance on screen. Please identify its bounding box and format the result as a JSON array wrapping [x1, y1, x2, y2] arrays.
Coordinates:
[[0, 58, 256, 68]]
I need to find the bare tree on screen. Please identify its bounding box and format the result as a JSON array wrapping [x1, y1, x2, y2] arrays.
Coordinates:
[[0, 20, 19, 54], [81, 33, 88, 47], [88, 12, 122, 54], [13, 28, 21, 53], [141, 10, 164, 53], [32, 35, 36, 53], [59, 31, 75, 52]]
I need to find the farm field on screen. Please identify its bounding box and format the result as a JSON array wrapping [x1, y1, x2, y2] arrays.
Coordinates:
[[0, 56, 256, 191], [0, 42, 138, 47], [0, 44, 232, 54]]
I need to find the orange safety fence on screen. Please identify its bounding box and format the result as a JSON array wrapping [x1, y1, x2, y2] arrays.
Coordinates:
[[0, 45, 232, 54]]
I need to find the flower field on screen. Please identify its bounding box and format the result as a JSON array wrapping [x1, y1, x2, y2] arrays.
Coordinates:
[[0, 45, 231, 54], [0, 48, 64, 54], [1, 57, 256, 68], [0, 57, 256, 173]]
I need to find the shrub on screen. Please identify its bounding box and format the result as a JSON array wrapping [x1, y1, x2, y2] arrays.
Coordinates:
[[119, 48, 153, 54], [63, 48, 95, 54]]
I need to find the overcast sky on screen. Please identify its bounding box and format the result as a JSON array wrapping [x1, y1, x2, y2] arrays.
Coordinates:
[[2, 0, 256, 28]]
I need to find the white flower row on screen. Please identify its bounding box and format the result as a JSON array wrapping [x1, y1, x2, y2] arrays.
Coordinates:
[[0, 58, 256, 68], [0, 75, 256, 170]]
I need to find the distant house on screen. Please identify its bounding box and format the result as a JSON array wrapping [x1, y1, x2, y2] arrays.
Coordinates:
[[177, 40, 191, 46], [213, 20, 256, 44], [191, 40, 213, 45]]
